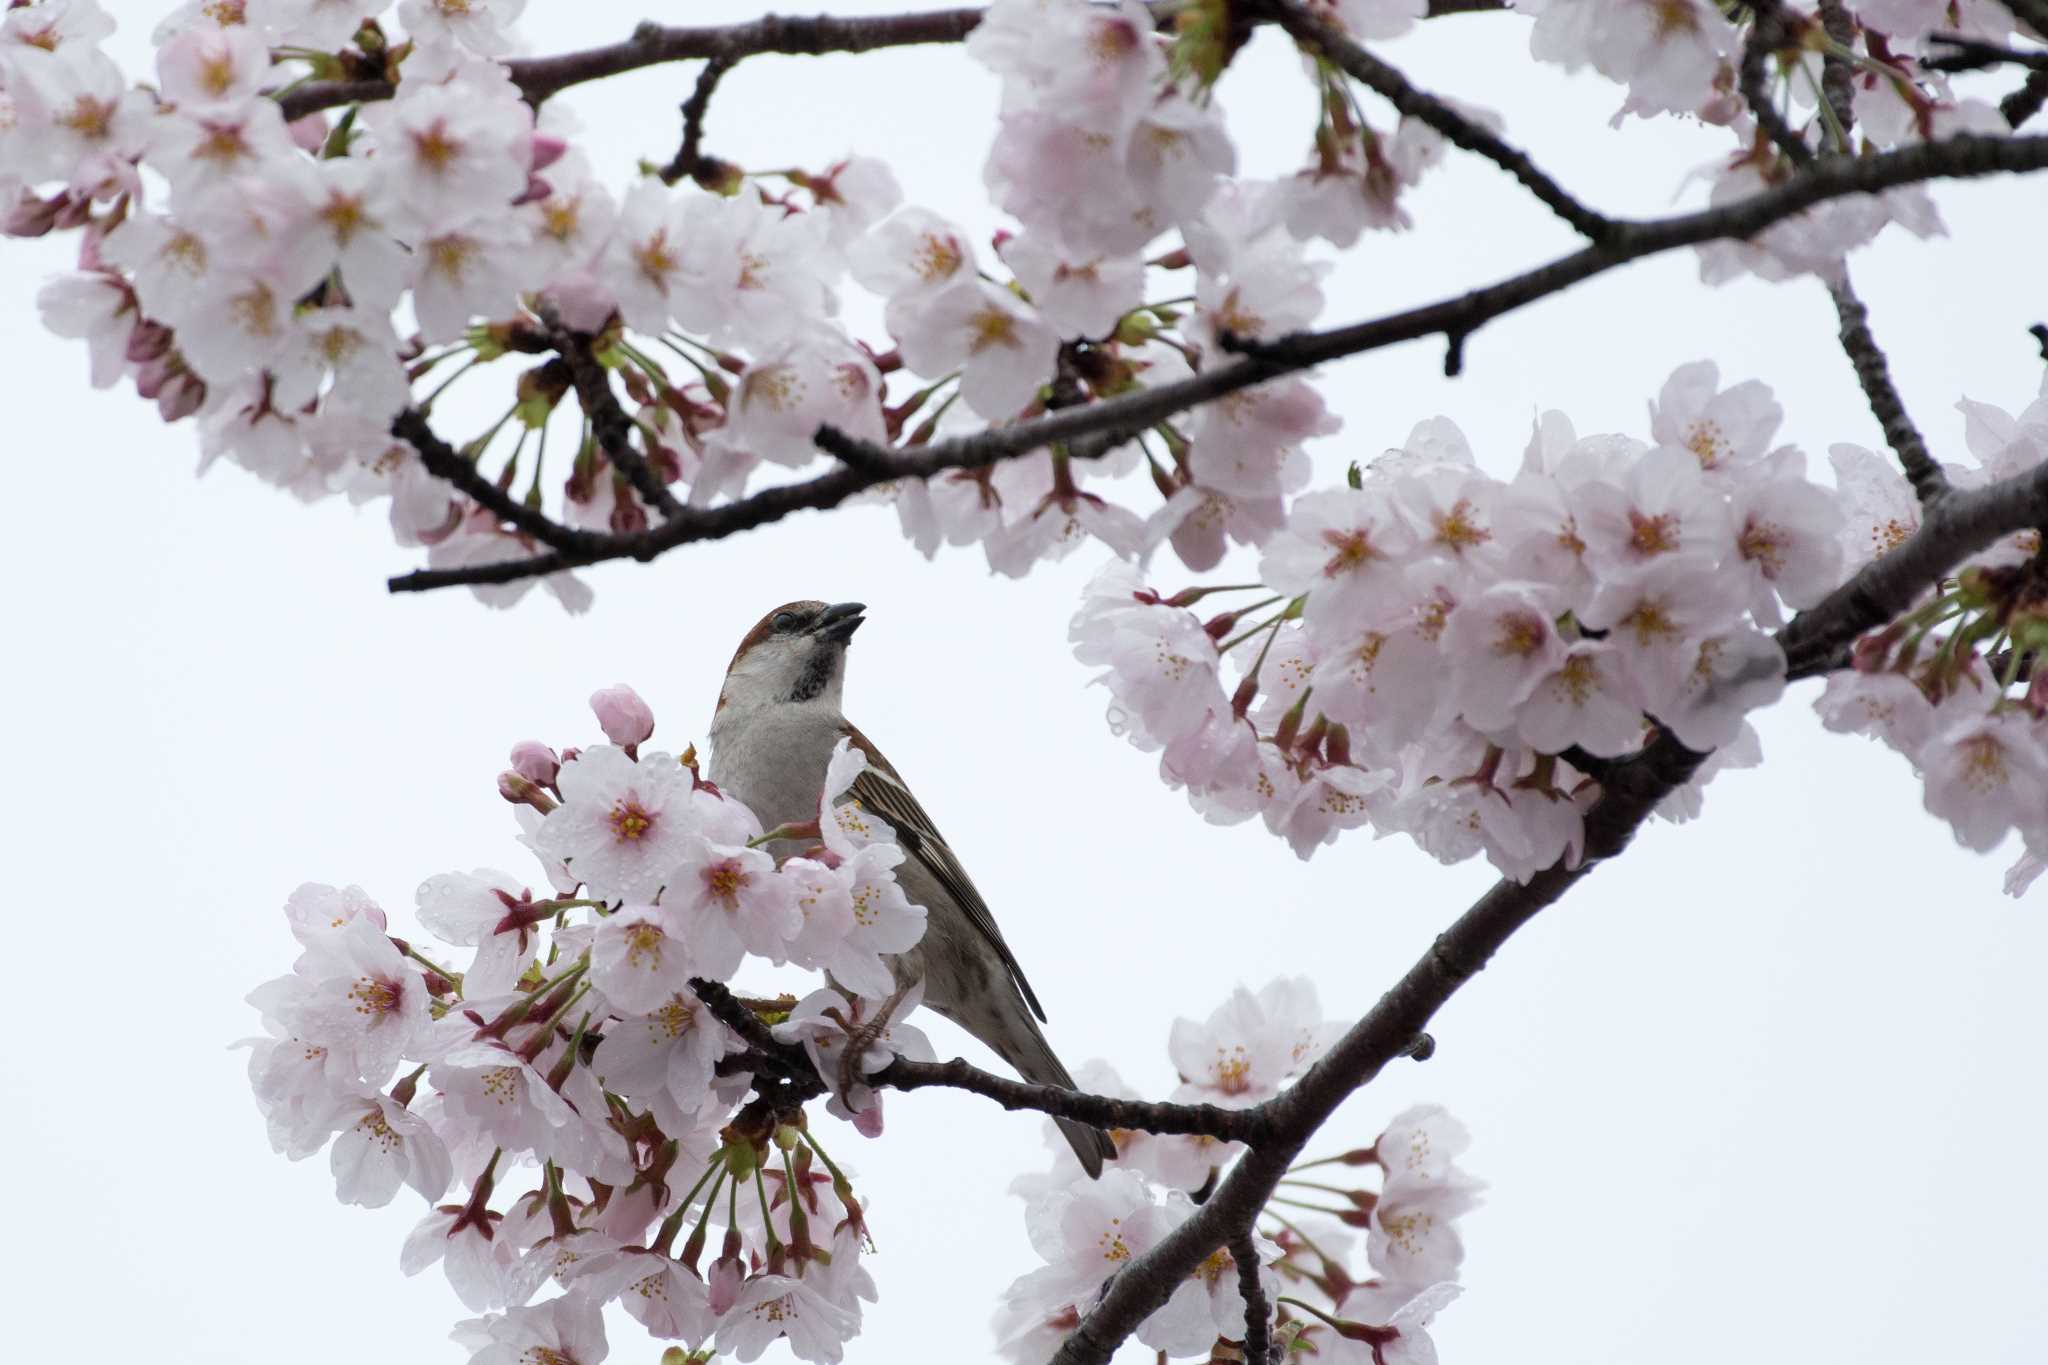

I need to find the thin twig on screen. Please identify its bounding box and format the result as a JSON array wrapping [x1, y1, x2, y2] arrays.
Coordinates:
[[1231, 1232, 1275, 1365], [1779, 458, 2048, 677], [659, 57, 738, 188], [1261, 0, 1615, 241], [2004, 68, 2048, 127], [1816, 0, 1858, 140], [273, 2, 1510, 121], [1926, 34, 2048, 74], [391, 407, 610, 555], [1827, 275, 1950, 504], [687, 978, 818, 1084], [545, 315, 687, 520], [1740, 0, 1814, 166], [388, 133, 2048, 595], [877, 1056, 1274, 1143], [275, 10, 985, 120]]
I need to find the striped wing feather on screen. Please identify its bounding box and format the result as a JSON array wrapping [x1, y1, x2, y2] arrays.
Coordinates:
[[846, 760, 1050, 1024]]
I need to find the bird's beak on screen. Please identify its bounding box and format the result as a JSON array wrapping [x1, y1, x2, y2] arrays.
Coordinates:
[[813, 601, 866, 643]]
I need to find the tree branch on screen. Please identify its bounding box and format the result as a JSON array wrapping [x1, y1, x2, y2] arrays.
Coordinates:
[[1259, 0, 1615, 241], [275, 9, 985, 121], [1817, 0, 1858, 138], [1926, 34, 2048, 75], [390, 406, 610, 555], [545, 316, 687, 520], [2003, 68, 2048, 128], [1050, 443, 2048, 1363], [1231, 1231, 1275, 1365], [658, 56, 738, 189], [274, 2, 1508, 122], [691, 978, 1276, 1141], [1826, 274, 1950, 504], [1740, 0, 1814, 166], [876, 1056, 1275, 1144], [388, 133, 2048, 596], [1780, 459, 2048, 677], [1050, 733, 1708, 1365]]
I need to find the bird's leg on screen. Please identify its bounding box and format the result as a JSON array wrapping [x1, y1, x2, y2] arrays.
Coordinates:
[[836, 982, 917, 1100]]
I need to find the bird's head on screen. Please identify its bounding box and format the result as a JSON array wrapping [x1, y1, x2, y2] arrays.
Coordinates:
[[717, 600, 867, 713]]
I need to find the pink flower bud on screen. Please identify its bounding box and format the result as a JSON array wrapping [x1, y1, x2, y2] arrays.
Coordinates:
[[127, 319, 171, 364], [498, 770, 557, 813], [509, 740, 560, 787], [3, 191, 60, 238], [590, 684, 655, 748], [851, 1099, 885, 1139], [287, 114, 328, 154], [707, 1230, 746, 1315], [529, 132, 569, 172], [53, 193, 91, 230], [156, 371, 207, 422]]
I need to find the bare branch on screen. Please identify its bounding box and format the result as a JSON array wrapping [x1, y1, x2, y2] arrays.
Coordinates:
[[658, 57, 739, 189], [389, 133, 2048, 596], [1926, 34, 2048, 75], [1231, 1232, 1276, 1365], [1260, 0, 1616, 241], [1781, 459, 2048, 677], [1740, 0, 1814, 166], [1817, 0, 1858, 137], [2004, 68, 2048, 127], [1826, 275, 1950, 504], [686, 978, 813, 1081], [272, 1, 1517, 122], [390, 406, 609, 555], [877, 1056, 1275, 1144], [275, 10, 985, 121], [689, 978, 1275, 1141], [1049, 732, 1709, 1365], [545, 317, 687, 520]]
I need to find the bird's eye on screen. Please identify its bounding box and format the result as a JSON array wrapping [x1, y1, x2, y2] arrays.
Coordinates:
[[771, 611, 799, 632]]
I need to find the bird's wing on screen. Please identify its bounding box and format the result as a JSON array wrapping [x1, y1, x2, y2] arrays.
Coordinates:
[[842, 725, 1049, 1024]]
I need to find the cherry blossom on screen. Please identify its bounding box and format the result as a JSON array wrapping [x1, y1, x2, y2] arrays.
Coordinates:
[[665, 836, 800, 980], [535, 745, 698, 902], [248, 913, 431, 1083], [414, 868, 540, 998], [890, 278, 1059, 421], [452, 1293, 608, 1365], [331, 1093, 456, 1209]]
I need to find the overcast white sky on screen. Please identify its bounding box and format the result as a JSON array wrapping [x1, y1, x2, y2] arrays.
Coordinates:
[[4, 3, 2046, 1362]]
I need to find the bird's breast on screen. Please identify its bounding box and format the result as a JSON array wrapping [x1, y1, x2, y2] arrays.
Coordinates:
[[705, 705, 845, 835]]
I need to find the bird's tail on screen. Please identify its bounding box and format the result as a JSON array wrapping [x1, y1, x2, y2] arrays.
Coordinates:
[[989, 1016, 1117, 1179]]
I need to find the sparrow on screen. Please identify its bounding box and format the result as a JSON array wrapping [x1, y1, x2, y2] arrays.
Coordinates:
[[707, 599, 1115, 1177]]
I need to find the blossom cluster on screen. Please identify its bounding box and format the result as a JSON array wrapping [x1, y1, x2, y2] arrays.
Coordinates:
[[1818, 373, 2048, 895], [243, 684, 930, 1364], [13, 0, 2014, 619], [1524, 0, 2010, 282], [998, 978, 1482, 1363], [12, 0, 1472, 607], [243, 682, 1477, 1362], [1075, 361, 1845, 874]]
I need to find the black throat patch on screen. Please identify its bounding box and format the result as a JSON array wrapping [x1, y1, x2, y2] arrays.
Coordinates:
[[786, 646, 837, 703]]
